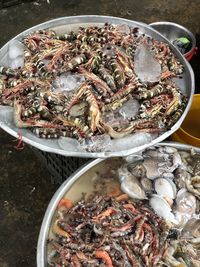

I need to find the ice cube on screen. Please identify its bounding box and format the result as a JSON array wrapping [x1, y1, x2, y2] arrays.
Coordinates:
[[110, 132, 152, 152], [10, 56, 24, 69], [102, 111, 129, 128], [58, 137, 83, 152], [134, 44, 161, 83], [8, 40, 24, 59], [80, 134, 112, 152], [53, 73, 85, 93], [119, 99, 140, 119]]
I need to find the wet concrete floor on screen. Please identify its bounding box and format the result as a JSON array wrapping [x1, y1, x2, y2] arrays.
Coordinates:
[[0, 0, 200, 266]]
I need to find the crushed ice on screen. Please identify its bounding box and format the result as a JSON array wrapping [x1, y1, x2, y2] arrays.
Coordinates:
[[102, 111, 129, 128], [110, 133, 153, 152], [8, 40, 24, 59], [10, 56, 24, 69], [80, 134, 112, 152], [53, 73, 85, 94], [58, 137, 84, 152], [119, 99, 140, 119], [134, 44, 161, 83], [8, 40, 24, 69]]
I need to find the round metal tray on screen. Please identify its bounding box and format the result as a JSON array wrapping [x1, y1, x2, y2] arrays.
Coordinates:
[[37, 141, 200, 267], [0, 15, 195, 158]]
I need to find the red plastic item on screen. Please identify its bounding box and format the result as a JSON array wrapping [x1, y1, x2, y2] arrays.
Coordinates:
[[185, 46, 198, 61]]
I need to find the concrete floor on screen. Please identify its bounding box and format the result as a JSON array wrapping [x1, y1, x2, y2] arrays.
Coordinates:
[[0, 0, 200, 266]]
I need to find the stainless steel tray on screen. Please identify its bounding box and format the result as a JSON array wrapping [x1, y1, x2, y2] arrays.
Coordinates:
[[0, 15, 195, 158], [37, 141, 200, 267]]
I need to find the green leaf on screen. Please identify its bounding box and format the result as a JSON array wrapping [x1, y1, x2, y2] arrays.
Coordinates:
[[177, 37, 190, 45]]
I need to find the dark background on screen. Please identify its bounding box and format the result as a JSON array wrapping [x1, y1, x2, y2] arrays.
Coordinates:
[[0, 1, 200, 266]]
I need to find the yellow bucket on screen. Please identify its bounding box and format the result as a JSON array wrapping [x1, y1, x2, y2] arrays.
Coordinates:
[[171, 94, 200, 147]]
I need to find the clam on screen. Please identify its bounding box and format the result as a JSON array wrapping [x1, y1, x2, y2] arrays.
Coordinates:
[[144, 148, 169, 159], [128, 160, 146, 178], [149, 194, 176, 222], [164, 196, 174, 207], [174, 168, 191, 189], [143, 158, 161, 179], [162, 172, 175, 179], [121, 172, 147, 200], [140, 177, 153, 193], [175, 188, 196, 215], [118, 165, 130, 182], [172, 151, 182, 169], [154, 178, 177, 199]]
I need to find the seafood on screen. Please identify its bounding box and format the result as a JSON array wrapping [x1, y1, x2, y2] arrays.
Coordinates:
[[0, 66, 19, 77], [120, 170, 147, 200], [109, 58, 126, 88], [185, 176, 200, 200], [137, 84, 165, 100], [165, 83, 182, 116], [120, 146, 200, 266], [84, 88, 101, 132], [154, 178, 177, 199], [128, 147, 182, 180], [0, 24, 187, 151], [175, 188, 196, 215], [120, 146, 200, 224], [47, 146, 200, 266], [98, 65, 116, 92], [149, 194, 175, 222], [49, 194, 170, 267]]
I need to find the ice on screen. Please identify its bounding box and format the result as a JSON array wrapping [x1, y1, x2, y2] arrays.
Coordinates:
[[8, 40, 24, 59], [102, 112, 126, 128], [119, 99, 140, 119], [0, 106, 13, 126], [134, 44, 161, 83], [102, 99, 140, 127], [80, 134, 112, 152], [102, 110, 130, 128], [8, 39, 25, 69], [58, 137, 83, 152], [110, 132, 153, 152], [10, 56, 24, 69], [53, 73, 85, 93]]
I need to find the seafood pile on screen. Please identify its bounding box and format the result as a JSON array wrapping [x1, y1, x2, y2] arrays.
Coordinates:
[[49, 195, 171, 267], [48, 146, 200, 266], [0, 23, 187, 149], [119, 146, 200, 266]]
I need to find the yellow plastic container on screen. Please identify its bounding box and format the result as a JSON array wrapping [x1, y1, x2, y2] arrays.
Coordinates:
[[171, 94, 200, 147]]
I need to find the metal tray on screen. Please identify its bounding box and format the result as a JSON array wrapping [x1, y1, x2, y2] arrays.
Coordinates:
[[37, 141, 200, 267], [0, 15, 195, 158]]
